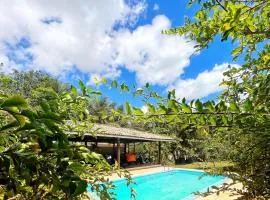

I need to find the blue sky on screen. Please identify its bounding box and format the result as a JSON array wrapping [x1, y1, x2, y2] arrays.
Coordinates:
[[0, 0, 240, 107]]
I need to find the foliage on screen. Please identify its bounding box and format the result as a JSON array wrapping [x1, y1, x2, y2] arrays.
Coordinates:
[[0, 1, 269, 198], [87, 97, 123, 124], [0, 70, 69, 107], [0, 71, 133, 200], [103, 75, 269, 199], [174, 161, 234, 171], [162, 0, 270, 198]]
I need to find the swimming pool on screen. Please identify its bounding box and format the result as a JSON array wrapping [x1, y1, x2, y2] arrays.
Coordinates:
[[110, 169, 224, 200]]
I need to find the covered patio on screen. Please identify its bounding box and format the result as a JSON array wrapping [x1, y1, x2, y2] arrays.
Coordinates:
[[69, 124, 174, 168]]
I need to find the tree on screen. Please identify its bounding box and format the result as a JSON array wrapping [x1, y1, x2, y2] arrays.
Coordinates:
[[0, 73, 133, 199], [165, 0, 269, 106], [0, 69, 69, 106], [161, 0, 270, 198], [88, 97, 121, 124]]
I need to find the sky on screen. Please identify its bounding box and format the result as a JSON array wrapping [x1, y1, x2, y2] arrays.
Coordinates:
[[0, 0, 240, 107]]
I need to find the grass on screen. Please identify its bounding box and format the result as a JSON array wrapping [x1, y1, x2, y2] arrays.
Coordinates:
[[171, 161, 234, 171]]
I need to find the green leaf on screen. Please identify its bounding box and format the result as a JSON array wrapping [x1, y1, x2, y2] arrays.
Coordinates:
[[62, 93, 73, 102], [150, 92, 162, 99], [14, 115, 26, 126], [243, 99, 253, 111], [182, 97, 186, 104], [1, 96, 27, 108], [73, 180, 87, 196], [89, 91, 102, 96], [234, 8, 242, 21], [40, 101, 51, 112], [125, 102, 132, 115], [205, 101, 215, 112], [222, 115, 228, 125], [121, 83, 129, 93], [0, 120, 20, 131], [209, 116, 216, 126], [166, 115, 176, 122], [157, 104, 167, 114], [69, 182, 77, 195], [147, 103, 156, 113], [133, 107, 144, 115], [168, 100, 179, 113], [111, 80, 118, 88], [21, 110, 36, 120], [79, 80, 86, 95], [69, 162, 85, 172], [168, 89, 176, 100], [195, 99, 203, 112], [221, 27, 233, 41], [231, 47, 242, 58], [230, 102, 239, 112], [182, 103, 192, 113], [71, 85, 78, 96], [3, 106, 20, 114]]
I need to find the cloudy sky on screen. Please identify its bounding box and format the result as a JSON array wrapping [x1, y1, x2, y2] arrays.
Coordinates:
[[0, 0, 240, 106]]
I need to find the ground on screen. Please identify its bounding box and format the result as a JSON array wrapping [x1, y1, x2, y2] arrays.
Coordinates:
[[173, 161, 234, 171]]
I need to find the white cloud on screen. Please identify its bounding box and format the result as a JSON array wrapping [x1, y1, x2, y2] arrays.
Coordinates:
[[0, 0, 146, 76], [153, 3, 159, 11], [0, 1, 235, 101], [0, 1, 196, 87], [168, 63, 240, 100], [0, 43, 25, 73], [113, 15, 195, 85]]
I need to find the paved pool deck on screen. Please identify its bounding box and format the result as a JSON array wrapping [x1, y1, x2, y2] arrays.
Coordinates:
[[110, 166, 242, 200]]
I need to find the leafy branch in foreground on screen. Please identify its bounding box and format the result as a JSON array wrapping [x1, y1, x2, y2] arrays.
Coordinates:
[[0, 80, 134, 200], [161, 0, 269, 198]]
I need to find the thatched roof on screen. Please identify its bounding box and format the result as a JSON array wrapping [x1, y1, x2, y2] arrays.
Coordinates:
[[87, 124, 174, 142]]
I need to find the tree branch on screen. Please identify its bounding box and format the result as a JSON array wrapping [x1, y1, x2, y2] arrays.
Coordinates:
[[215, 0, 228, 11]]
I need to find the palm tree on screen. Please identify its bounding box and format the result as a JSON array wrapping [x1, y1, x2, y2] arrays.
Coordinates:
[[88, 97, 120, 123]]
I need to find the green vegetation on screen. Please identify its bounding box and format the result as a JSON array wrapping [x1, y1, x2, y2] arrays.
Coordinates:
[[165, 0, 270, 198], [0, 0, 269, 199], [104, 0, 270, 198], [174, 161, 234, 171], [0, 70, 133, 199]]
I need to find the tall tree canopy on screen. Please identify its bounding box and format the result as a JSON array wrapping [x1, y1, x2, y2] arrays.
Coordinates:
[[162, 0, 270, 198], [0, 70, 133, 200]]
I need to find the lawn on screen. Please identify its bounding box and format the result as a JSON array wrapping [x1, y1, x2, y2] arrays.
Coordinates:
[[172, 161, 234, 171]]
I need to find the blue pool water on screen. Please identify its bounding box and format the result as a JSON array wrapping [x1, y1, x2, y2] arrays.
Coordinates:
[[110, 169, 224, 200]]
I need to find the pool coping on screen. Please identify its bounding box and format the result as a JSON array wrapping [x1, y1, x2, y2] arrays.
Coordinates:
[[112, 167, 217, 180], [110, 167, 205, 181]]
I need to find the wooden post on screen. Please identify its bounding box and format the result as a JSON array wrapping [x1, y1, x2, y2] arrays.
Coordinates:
[[158, 141, 161, 164], [96, 141, 98, 151], [127, 143, 129, 153], [133, 142, 136, 152], [124, 143, 127, 154], [149, 142, 151, 161], [117, 138, 121, 169], [113, 142, 115, 151]]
